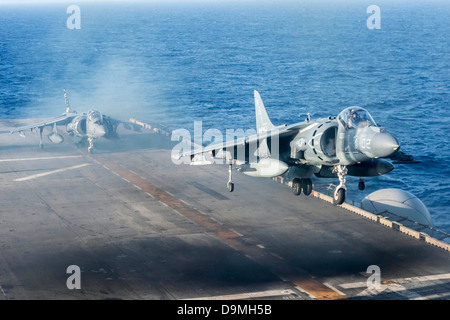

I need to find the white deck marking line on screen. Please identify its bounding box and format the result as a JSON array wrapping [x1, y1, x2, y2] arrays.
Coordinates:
[[294, 286, 317, 300], [339, 281, 369, 289], [145, 192, 155, 199], [0, 155, 82, 162], [393, 273, 450, 284], [14, 163, 91, 182], [323, 282, 346, 297], [0, 284, 6, 299], [354, 283, 423, 300], [186, 289, 296, 300], [339, 272, 450, 289], [339, 272, 450, 300]]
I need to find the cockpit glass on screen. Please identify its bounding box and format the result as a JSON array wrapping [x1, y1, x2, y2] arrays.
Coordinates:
[[338, 107, 377, 129], [88, 110, 103, 125]]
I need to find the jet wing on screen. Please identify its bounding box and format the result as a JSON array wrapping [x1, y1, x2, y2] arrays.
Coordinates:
[[104, 116, 143, 132], [10, 112, 78, 135], [179, 121, 310, 160], [125, 117, 172, 136], [102, 116, 174, 139]]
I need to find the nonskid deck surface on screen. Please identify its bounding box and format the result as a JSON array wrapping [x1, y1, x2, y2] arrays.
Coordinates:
[[0, 120, 449, 300]]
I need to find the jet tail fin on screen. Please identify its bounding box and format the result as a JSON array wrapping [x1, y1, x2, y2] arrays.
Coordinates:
[[64, 89, 71, 113], [254, 90, 275, 133]]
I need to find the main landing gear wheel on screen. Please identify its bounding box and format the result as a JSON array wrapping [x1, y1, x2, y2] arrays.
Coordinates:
[[302, 178, 313, 196], [333, 188, 346, 205], [39, 126, 44, 149], [292, 178, 302, 196], [227, 163, 234, 192], [292, 178, 313, 196]]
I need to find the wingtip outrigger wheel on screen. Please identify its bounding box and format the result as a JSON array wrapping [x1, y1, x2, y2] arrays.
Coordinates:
[[333, 165, 347, 205], [358, 178, 365, 191], [39, 126, 44, 149], [227, 163, 234, 192], [227, 181, 234, 192]]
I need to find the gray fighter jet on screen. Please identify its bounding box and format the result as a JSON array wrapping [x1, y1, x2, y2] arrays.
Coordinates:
[[10, 89, 141, 153], [178, 90, 406, 205]]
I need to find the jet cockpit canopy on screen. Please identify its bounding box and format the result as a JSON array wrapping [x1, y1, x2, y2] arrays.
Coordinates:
[[87, 110, 103, 125], [338, 107, 377, 129]]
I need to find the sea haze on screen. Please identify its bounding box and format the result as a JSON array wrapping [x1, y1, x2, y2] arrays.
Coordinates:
[[0, 1, 449, 233]]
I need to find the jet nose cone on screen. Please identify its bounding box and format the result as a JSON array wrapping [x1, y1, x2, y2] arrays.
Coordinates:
[[370, 133, 400, 158]]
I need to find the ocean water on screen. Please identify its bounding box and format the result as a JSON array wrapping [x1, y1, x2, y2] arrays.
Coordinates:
[[0, 1, 449, 234]]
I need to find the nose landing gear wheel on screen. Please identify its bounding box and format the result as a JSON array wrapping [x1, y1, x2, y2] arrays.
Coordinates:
[[87, 137, 95, 154], [332, 165, 347, 205], [333, 188, 346, 205], [227, 181, 234, 192]]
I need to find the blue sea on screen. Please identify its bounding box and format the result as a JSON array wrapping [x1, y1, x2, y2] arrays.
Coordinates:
[[0, 1, 449, 234]]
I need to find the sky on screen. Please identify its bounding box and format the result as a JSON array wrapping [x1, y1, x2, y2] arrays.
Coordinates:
[[0, 0, 443, 5]]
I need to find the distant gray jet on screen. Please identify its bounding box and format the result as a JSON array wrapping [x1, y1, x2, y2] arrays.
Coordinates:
[[179, 90, 410, 205], [10, 89, 141, 153]]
